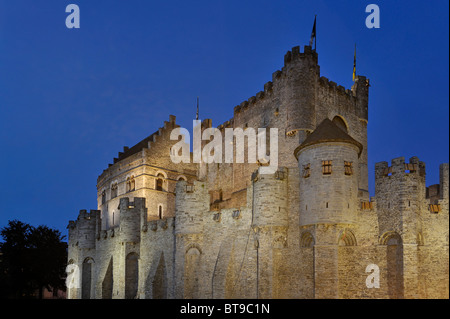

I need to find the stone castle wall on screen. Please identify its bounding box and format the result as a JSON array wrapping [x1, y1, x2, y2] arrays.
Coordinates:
[[67, 43, 449, 299]]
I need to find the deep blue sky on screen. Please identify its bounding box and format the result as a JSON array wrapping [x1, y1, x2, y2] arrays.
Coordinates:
[[0, 0, 448, 238]]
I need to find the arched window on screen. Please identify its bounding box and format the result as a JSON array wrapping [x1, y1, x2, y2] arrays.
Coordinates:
[[101, 190, 106, 205], [338, 229, 357, 246], [156, 173, 164, 191], [130, 176, 135, 192], [300, 231, 315, 248], [126, 176, 135, 192], [111, 183, 118, 199]]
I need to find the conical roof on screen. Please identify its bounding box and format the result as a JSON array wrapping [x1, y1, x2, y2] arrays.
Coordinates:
[[294, 118, 363, 159]]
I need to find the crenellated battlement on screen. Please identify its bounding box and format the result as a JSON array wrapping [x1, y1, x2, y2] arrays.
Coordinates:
[[282, 45, 318, 67], [375, 156, 426, 180], [233, 45, 318, 117], [67, 30, 450, 299], [68, 209, 100, 228], [68, 209, 100, 249], [318, 76, 356, 101]]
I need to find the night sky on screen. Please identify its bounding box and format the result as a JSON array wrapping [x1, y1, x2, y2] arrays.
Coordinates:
[[0, 0, 448, 239]]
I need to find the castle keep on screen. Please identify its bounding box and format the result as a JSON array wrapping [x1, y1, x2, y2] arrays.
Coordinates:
[[67, 42, 449, 299]]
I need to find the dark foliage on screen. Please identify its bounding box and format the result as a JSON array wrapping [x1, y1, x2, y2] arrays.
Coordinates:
[[0, 220, 67, 299]]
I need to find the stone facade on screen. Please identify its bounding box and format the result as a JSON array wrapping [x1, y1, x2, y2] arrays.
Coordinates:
[[67, 43, 449, 299]]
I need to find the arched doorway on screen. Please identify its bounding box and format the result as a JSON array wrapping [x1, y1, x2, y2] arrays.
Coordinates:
[[82, 257, 94, 299], [381, 231, 404, 299]]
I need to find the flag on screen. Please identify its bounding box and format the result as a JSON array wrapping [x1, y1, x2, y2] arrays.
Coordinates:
[[353, 44, 356, 81], [309, 15, 316, 49], [196, 96, 199, 120]]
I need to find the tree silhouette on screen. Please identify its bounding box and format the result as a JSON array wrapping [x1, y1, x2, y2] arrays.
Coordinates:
[[0, 220, 67, 299]]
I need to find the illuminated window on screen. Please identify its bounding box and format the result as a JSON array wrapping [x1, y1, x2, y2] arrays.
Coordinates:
[[322, 160, 332, 175], [344, 161, 353, 175], [156, 174, 164, 191], [302, 163, 311, 178]]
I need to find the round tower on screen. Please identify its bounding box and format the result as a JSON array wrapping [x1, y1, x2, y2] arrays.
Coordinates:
[[294, 118, 362, 226], [282, 45, 319, 136]]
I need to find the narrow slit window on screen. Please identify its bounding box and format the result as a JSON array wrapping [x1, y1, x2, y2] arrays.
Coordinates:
[[322, 160, 332, 175], [303, 163, 311, 178]]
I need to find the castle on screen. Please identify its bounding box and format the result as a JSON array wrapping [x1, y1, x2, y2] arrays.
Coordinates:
[[67, 41, 449, 299]]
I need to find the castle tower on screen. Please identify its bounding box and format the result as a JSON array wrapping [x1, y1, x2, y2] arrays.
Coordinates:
[[295, 118, 362, 226], [375, 156, 429, 298], [119, 197, 146, 244], [294, 118, 362, 298], [251, 166, 289, 298], [67, 209, 100, 299], [282, 45, 319, 137], [174, 180, 209, 298]]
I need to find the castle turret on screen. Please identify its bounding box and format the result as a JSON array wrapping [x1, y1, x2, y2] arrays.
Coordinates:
[[72, 209, 100, 250], [173, 180, 209, 298], [374, 156, 428, 298], [375, 156, 427, 244], [119, 197, 146, 243], [251, 167, 288, 227], [295, 118, 362, 226], [250, 166, 289, 298], [282, 45, 319, 136], [294, 118, 362, 299], [174, 180, 208, 235]]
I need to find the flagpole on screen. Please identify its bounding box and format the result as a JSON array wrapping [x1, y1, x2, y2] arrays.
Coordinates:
[[353, 43, 356, 82], [196, 96, 199, 120], [314, 14, 317, 51]]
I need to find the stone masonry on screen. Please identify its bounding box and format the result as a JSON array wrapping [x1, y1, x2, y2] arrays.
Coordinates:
[[67, 41, 449, 299]]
